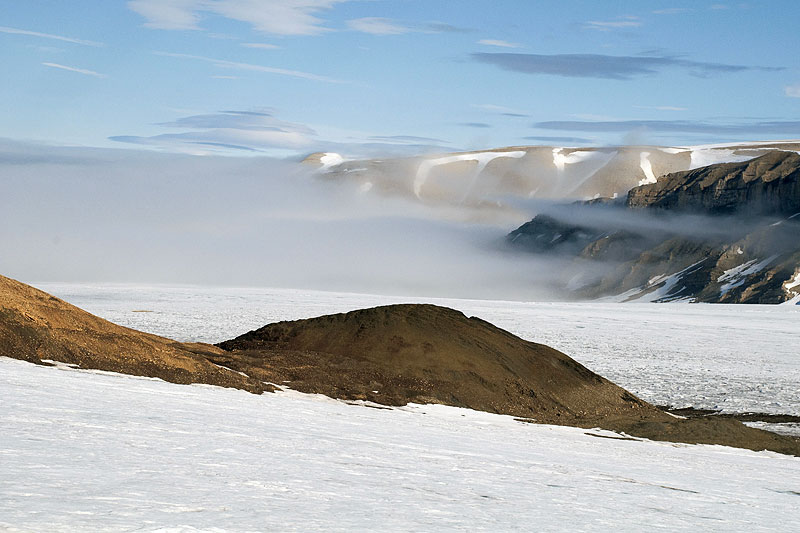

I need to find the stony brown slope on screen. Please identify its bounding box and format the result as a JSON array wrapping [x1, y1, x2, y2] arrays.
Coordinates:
[[2, 275, 797, 455], [216, 304, 800, 455], [0, 274, 267, 393]]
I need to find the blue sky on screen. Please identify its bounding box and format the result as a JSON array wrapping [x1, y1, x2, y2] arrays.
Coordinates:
[[2, 0, 799, 157]]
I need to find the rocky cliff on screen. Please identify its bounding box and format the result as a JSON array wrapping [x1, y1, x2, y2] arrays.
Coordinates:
[[627, 151, 800, 215], [508, 152, 800, 303]]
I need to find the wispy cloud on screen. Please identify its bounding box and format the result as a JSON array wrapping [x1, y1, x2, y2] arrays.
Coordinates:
[[532, 119, 800, 135], [523, 136, 594, 144], [241, 43, 280, 49], [633, 105, 688, 111], [368, 135, 449, 144], [155, 51, 343, 83], [0, 25, 102, 46], [478, 39, 521, 49], [471, 103, 529, 117], [584, 16, 642, 30], [42, 62, 106, 78], [460, 122, 491, 128], [785, 85, 800, 98], [472, 52, 783, 80], [128, 0, 345, 35], [425, 22, 474, 34], [111, 109, 316, 152], [346, 17, 411, 35]]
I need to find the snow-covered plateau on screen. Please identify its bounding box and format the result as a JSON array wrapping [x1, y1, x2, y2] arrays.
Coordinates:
[[2, 284, 799, 532]]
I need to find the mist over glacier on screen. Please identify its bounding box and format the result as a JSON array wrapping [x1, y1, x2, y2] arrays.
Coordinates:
[[0, 140, 570, 299]]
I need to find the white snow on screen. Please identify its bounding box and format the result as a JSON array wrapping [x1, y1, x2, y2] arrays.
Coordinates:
[[688, 148, 763, 170], [31, 283, 800, 418], [658, 147, 687, 155], [783, 269, 800, 305], [413, 150, 525, 198], [552, 148, 614, 175], [638, 151, 657, 185], [319, 152, 344, 170], [718, 256, 777, 296], [2, 356, 799, 532]]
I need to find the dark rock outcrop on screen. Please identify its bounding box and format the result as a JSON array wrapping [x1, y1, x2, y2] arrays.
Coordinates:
[[508, 152, 800, 303], [627, 151, 800, 215]]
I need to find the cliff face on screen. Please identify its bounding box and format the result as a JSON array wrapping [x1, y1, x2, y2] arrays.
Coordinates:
[[627, 151, 800, 215], [508, 152, 800, 304]]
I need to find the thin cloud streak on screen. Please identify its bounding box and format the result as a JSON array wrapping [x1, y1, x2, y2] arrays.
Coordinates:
[[584, 17, 642, 30], [42, 62, 106, 78], [0, 25, 103, 46], [128, 0, 345, 35], [155, 51, 344, 83], [532, 119, 800, 135], [472, 52, 783, 80], [347, 17, 411, 35], [478, 39, 521, 48]]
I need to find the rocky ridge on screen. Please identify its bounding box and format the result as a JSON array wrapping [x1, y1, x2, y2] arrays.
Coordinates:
[[508, 152, 800, 303], [1, 275, 797, 454]]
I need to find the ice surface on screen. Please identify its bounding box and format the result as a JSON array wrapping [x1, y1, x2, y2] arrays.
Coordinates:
[[638, 151, 657, 185], [1, 357, 799, 532], [32, 283, 800, 418], [319, 152, 344, 170]]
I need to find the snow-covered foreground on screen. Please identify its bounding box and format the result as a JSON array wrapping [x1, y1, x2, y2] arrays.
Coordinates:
[[1, 357, 799, 532], [34, 283, 800, 419]]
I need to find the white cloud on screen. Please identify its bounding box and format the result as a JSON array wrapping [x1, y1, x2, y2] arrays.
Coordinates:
[[477, 39, 521, 49], [585, 16, 642, 30], [242, 43, 280, 49], [155, 51, 344, 83], [128, 0, 345, 35], [346, 17, 411, 35], [0, 25, 103, 46], [785, 85, 800, 98], [42, 62, 106, 78]]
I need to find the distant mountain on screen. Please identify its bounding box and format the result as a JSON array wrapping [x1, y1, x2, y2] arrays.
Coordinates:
[[304, 141, 800, 219], [508, 152, 800, 303]]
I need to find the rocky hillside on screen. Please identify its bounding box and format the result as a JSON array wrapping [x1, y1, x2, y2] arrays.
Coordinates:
[[0, 274, 267, 393], [304, 142, 800, 221], [508, 152, 800, 303], [2, 275, 797, 453]]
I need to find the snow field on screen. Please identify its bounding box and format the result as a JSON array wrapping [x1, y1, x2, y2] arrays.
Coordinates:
[[1, 357, 799, 532]]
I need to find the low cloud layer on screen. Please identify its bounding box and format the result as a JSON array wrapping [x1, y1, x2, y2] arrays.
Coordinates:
[[533, 119, 800, 136], [0, 139, 559, 300], [471, 52, 783, 80]]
